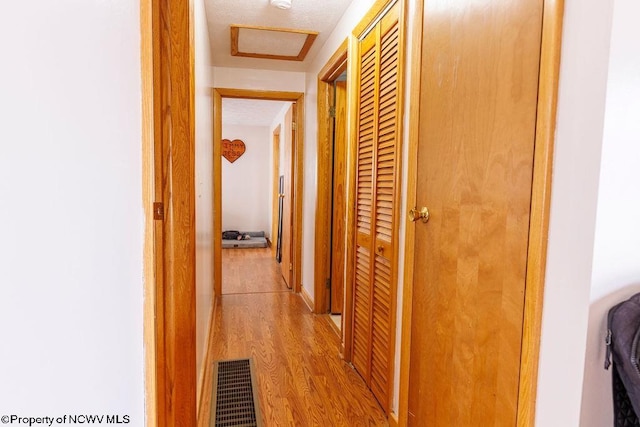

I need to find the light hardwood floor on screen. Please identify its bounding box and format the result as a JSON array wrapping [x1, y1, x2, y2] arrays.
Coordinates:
[[202, 248, 388, 426], [222, 248, 290, 294]]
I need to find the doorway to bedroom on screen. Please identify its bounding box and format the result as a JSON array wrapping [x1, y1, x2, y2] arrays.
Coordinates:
[[220, 97, 291, 295], [213, 89, 305, 298]]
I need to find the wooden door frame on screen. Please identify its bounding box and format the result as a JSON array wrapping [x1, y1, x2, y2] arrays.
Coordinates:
[[271, 125, 281, 256], [141, 0, 196, 425], [396, 0, 565, 425], [213, 88, 305, 297], [314, 38, 348, 317], [330, 79, 348, 315]]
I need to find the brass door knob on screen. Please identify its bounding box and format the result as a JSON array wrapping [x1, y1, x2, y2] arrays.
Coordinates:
[[409, 206, 430, 223]]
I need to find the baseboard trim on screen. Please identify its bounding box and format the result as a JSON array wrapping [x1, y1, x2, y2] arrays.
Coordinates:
[[197, 294, 218, 427], [325, 314, 341, 336], [389, 413, 399, 427], [300, 286, 314, 312]]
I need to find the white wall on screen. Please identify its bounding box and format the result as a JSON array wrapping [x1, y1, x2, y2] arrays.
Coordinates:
[[0, 0, 144, 419], [535, 0, 615, 425], [580, 0, 640, 424], [222, 125, 272, 235], [302, 0, 378, 304], [213, 67, 305, 92], [195, 0, 215, 398]]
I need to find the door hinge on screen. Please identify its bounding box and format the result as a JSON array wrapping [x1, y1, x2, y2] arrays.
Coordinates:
[[326, 278, 331, 289], [153, 202, 164, 220], [289, 263, 293, 271], [292, 121, 297, 131], [329, 106, 336, 118]]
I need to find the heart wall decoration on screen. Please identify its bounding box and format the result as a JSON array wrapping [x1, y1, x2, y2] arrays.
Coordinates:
[[221, 139, 246, 163]]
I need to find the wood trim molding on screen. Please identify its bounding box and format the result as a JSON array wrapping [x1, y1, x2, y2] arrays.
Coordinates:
[[314, 78, 332, 314], [197, 296, 218, 427], [300, 286, 314, 312], [292, 98, 304, 294], [396, 0, 423, 424], [319, 38, 349, 81], [343, 34, 360, 364], [140, 0, 156, 424], [314, 39, 349, 315], [386, 0, 407, 415], [213, 89, 304, 297], [516, 0, 565, 425], [215, 88, 302, 100], [271, 125, 281, 258], [213, 90, 223, 297], [145, 0, 197, 425], [352, 0, 398, 39], [230, 25, 319, 62]]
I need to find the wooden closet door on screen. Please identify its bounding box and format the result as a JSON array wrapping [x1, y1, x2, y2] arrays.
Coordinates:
[[407, 0, 544, 425], [352, 2, 400, 412]]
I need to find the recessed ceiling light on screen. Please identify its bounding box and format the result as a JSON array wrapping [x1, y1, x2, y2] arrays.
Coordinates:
[[270, 0, 292, 10]]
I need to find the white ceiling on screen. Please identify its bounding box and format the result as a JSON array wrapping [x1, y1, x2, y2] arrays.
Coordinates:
[[222, 98, 290, 126], [205, 0, 354, 71]]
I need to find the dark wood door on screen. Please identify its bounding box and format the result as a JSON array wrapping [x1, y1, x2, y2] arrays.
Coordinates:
[[407, 0, 544, 425]]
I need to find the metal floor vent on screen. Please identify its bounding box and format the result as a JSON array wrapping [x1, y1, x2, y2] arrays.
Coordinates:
[[210, 358, 262, 427]]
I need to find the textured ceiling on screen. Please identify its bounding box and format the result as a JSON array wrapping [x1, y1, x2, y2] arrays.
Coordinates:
[[222, 98, 290, 126], [205, 0, 354, 71]]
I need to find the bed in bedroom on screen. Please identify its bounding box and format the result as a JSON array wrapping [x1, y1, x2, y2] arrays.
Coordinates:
[[221, 231, 268, 249]]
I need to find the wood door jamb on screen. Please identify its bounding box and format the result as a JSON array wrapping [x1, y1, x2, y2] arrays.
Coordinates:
[[143, 0, 197, 425], [515, 0, 565, 424], [271, 125, 281, 258]]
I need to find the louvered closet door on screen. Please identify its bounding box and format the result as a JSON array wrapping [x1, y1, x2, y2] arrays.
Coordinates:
[[352, 2, 400, 413]]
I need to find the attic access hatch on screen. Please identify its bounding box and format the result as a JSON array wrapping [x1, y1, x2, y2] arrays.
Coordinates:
[[230, 24, 318, 61]]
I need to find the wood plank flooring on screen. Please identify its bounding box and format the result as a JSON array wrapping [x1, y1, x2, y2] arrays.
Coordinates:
[[202, 248, 388, 426], [222, 248, 290, 294]]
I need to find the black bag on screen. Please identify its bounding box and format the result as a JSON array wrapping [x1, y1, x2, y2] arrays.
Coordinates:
[[605, 293, 640, 426], [222, 230, 241, 240]]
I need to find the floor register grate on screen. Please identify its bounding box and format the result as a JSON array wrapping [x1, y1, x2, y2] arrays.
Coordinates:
[[210, 358, 262, 427]]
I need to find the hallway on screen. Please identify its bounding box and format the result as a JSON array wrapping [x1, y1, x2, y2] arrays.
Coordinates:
[[205, 249, 388, 426]]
